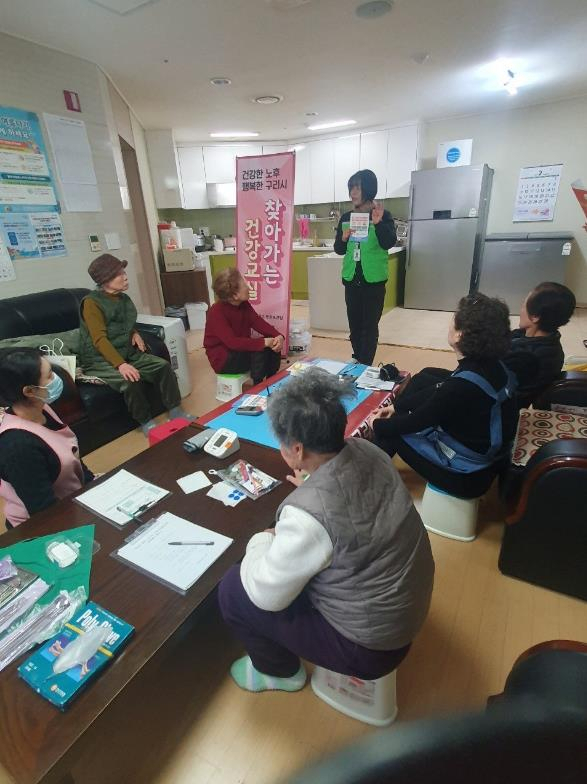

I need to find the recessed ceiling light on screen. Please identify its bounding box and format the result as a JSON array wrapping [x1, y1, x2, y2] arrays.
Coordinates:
[[253, 95, 283, 105], [355, 1, 393, 19], [210, 132, 260, 138], [307, 119, 357, 131], [210, 77, 232, 86]]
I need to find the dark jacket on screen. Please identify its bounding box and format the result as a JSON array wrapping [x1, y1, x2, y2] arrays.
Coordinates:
[[505, 329, 564, 402]]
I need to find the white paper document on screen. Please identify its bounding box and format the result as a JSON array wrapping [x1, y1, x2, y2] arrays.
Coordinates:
[[74, 468, 170, 527], [355, 368, 397, 391], [313, 359, 349, 375], [115, 512, 233, 592], [176, 470, 212, 494]]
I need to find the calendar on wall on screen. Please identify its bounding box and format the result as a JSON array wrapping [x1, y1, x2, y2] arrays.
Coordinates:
[[513, 164, 563, 222]]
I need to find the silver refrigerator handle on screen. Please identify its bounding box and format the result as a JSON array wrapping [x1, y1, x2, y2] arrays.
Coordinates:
[[406, 183, 414, 268]]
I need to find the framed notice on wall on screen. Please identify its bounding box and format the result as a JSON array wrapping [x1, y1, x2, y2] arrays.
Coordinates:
[[513, 164, 562, 222]]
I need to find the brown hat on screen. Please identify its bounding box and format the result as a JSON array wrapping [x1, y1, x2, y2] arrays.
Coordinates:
[[88, 254, 128, 286]]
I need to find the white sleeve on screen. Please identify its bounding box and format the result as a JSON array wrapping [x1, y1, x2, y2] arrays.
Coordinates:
[[240, 504, 333, 612]]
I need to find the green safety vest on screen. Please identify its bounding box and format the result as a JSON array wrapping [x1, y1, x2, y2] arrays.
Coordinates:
[[342, 222, 389, 284], [78, 289, 137, 366]]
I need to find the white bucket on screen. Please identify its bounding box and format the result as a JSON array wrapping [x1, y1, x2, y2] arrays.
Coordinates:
[[186, 302, 208, 330]]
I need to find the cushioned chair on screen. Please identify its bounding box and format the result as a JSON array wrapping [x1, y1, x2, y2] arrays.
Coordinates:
[[285, 704, 587, 784], [499, 436, 587, 600], [533, 370, 587, 412], [0, 288, 170, 455], [488, 640, 587, 717]]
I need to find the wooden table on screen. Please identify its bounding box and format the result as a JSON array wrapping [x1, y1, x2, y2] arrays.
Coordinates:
[[0, 429, 292, 784]]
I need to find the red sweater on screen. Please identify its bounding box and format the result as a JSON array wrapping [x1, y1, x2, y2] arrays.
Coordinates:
[[204, 300, 280, 372]]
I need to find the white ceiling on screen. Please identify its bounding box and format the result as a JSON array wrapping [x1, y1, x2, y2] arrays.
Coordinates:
[[1, 0, 587, 142]]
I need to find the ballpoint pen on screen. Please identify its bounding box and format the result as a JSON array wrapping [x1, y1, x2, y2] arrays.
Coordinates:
[[116, 501, 156, 521], [167, 541, 214, 546]]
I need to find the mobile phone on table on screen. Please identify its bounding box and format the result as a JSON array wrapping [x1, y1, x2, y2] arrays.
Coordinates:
[[235, 405, 263, 416]]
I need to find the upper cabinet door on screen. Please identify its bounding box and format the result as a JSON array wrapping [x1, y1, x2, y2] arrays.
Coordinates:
[[145, 129, 182, 209], [359, 130, 389, 197], [310, 139, 335, 204], [334, 135, 360, 202], [294, 145, 311, 205], [203, 144, 262, 182], [177, 146, 208, 209], [387, 124, 419, 198]]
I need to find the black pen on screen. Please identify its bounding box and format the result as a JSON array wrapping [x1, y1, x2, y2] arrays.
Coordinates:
[[167, 541, 214, 546]]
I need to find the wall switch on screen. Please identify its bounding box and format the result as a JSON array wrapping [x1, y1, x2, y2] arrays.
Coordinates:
[[89, 234, 101, 252]]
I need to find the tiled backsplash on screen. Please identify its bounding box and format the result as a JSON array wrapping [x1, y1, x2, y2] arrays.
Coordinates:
[[159, 198, 408, 243]]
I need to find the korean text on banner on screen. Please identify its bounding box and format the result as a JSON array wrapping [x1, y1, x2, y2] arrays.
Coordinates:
[[236, 152, 295, 352]]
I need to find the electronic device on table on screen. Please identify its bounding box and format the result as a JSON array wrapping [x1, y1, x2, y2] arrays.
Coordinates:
[[183, 428, 216, 454], [203, 427, 240, 459], [235, 394, 266, 417]]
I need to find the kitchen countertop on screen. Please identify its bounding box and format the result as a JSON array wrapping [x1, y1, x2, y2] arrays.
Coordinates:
[[311, 245, 405, 259], [207, 245, 335, 256]]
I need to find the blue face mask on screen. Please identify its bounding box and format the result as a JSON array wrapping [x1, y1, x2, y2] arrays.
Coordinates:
[[34, 372, 64, 404]]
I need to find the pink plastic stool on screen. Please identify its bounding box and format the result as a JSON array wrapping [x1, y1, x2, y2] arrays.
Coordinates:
[[148, 418, 190, 447]]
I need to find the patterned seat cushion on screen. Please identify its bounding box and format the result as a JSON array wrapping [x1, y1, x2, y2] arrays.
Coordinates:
[[512, 408, 587, 467]]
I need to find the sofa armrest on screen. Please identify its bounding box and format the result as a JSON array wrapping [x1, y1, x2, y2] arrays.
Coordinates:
[[136, 324, 171, 363], [506, 438, 587, 524], [533, 371, 587, 412]]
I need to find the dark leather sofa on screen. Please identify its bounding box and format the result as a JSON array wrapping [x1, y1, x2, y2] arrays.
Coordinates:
[[0, 287, 170, 456]]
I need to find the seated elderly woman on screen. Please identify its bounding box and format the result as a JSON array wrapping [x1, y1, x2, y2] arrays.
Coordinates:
[[204, 268, 284, 385], [0, 348, 93, 528], [218, 369, 434, 693], [372, 293, 518, 499]]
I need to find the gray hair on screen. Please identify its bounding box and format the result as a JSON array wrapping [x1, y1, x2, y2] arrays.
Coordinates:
[[268, 368, 356, 453]]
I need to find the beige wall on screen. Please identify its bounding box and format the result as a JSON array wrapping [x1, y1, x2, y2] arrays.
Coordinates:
[[421, 95, 587, 304], [0, 33, 144, 307]]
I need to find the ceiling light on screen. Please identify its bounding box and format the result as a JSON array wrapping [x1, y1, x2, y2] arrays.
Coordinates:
[[355, 1, 393, 19], [307, 120, 357, 131], [305, 111, 318, 116], [253, 95, 283, 105], [210, 132, 260, 138], [210, 77, 232, 86]]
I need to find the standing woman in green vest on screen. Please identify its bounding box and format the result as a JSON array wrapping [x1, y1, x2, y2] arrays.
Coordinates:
[[79, 254, 192, 436], [334, 170, 397, 366]]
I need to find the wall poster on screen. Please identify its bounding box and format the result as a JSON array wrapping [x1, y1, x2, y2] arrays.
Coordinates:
[[0, 106, 59, 213]]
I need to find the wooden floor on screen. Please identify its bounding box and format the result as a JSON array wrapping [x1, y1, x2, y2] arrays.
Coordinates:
[[2, 328, 586, 784]]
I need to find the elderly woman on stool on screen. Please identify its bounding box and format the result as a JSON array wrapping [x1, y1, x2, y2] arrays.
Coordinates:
[[371, 293, 518, 499], [218, 369, 434, 693]]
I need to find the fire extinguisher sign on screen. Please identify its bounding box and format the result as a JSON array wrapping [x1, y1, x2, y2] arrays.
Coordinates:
[[63, 90, 81, 113]]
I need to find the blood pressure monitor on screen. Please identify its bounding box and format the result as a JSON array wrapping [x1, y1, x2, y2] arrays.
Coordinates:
[[203, 427, 240, 459]]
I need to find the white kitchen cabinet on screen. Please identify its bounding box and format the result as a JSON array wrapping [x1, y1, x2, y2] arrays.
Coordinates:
[[203, 144, 262, 183], [310, 139, 334, 204], [334, 135, 360, 201], [293, 145, 311, 204], [359, 130, 389, 196], [177, 146, 208, 209], [386, 124, 419, 198], [145, 129, 182, 209]]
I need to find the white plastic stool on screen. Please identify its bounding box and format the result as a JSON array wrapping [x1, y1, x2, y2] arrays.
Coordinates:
[[311, 666, 398, 727], [421, 482, 479, 542], [215, 373, 250, 402]]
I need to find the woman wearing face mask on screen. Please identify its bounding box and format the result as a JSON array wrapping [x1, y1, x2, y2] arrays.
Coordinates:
[[0, 348, 93, 528], [334, 169, 397, 366]]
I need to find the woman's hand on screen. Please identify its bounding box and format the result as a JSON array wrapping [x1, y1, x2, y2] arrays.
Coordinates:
[[286, 468, 309, 487], [271, 335, 284, 353], [371, 201, 384, 225], [342, 228, 353, 242], [131, 332, 147, 352], [118, 362, 140, 382], [370, 405, 395, 424]]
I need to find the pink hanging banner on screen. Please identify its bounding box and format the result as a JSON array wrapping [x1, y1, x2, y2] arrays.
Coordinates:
[[236, 152, 295, 351]]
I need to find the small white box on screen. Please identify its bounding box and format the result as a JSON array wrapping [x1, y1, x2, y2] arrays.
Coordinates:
[[437, 139, 473, 168]]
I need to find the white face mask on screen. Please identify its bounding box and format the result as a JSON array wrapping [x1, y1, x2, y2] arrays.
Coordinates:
[[31, 372, 64, 404]]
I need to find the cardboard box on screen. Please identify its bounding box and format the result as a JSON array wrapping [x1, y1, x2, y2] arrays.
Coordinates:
[[163, 248, 195, 272]]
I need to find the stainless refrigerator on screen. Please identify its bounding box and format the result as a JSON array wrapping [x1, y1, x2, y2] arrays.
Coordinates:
[[404, 164, 493, 311]]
